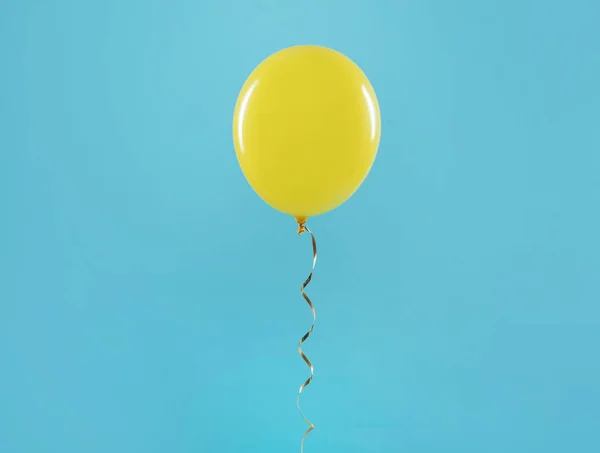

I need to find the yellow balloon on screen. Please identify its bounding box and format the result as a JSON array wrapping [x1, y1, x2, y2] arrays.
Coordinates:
[[233, 45, 381, 222]]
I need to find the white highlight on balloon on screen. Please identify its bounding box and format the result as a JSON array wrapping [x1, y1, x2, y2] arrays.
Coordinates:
[[362, 84, 377, 141], [238, 80, 259, 154]]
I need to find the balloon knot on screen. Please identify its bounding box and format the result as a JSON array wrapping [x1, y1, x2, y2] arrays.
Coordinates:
[[296, 217, 308, 235]]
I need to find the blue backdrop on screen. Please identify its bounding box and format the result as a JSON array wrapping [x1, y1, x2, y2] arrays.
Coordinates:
[[1, 1, 599, 452]]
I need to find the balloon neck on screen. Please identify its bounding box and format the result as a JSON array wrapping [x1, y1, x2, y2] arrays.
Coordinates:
[[295, 216, 308, 235]]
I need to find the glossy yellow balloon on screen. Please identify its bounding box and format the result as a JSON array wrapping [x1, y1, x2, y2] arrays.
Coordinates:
[[233, 45, 381, 221]]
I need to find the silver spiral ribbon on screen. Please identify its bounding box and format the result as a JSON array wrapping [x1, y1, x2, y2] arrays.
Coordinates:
[[296, 222, 317, 453]]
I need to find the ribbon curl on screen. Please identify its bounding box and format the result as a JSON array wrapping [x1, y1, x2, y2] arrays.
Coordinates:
[[296, 222, 317, 453]]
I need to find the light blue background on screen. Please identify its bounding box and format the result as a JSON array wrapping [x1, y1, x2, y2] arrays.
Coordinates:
[[1, 1, 599, 452]]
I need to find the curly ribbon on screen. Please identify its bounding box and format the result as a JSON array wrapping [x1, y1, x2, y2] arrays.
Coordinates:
[[296, 221, 317, 453]]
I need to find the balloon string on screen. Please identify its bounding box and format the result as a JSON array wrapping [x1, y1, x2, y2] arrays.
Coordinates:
[[296, 222, 317, 453]]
